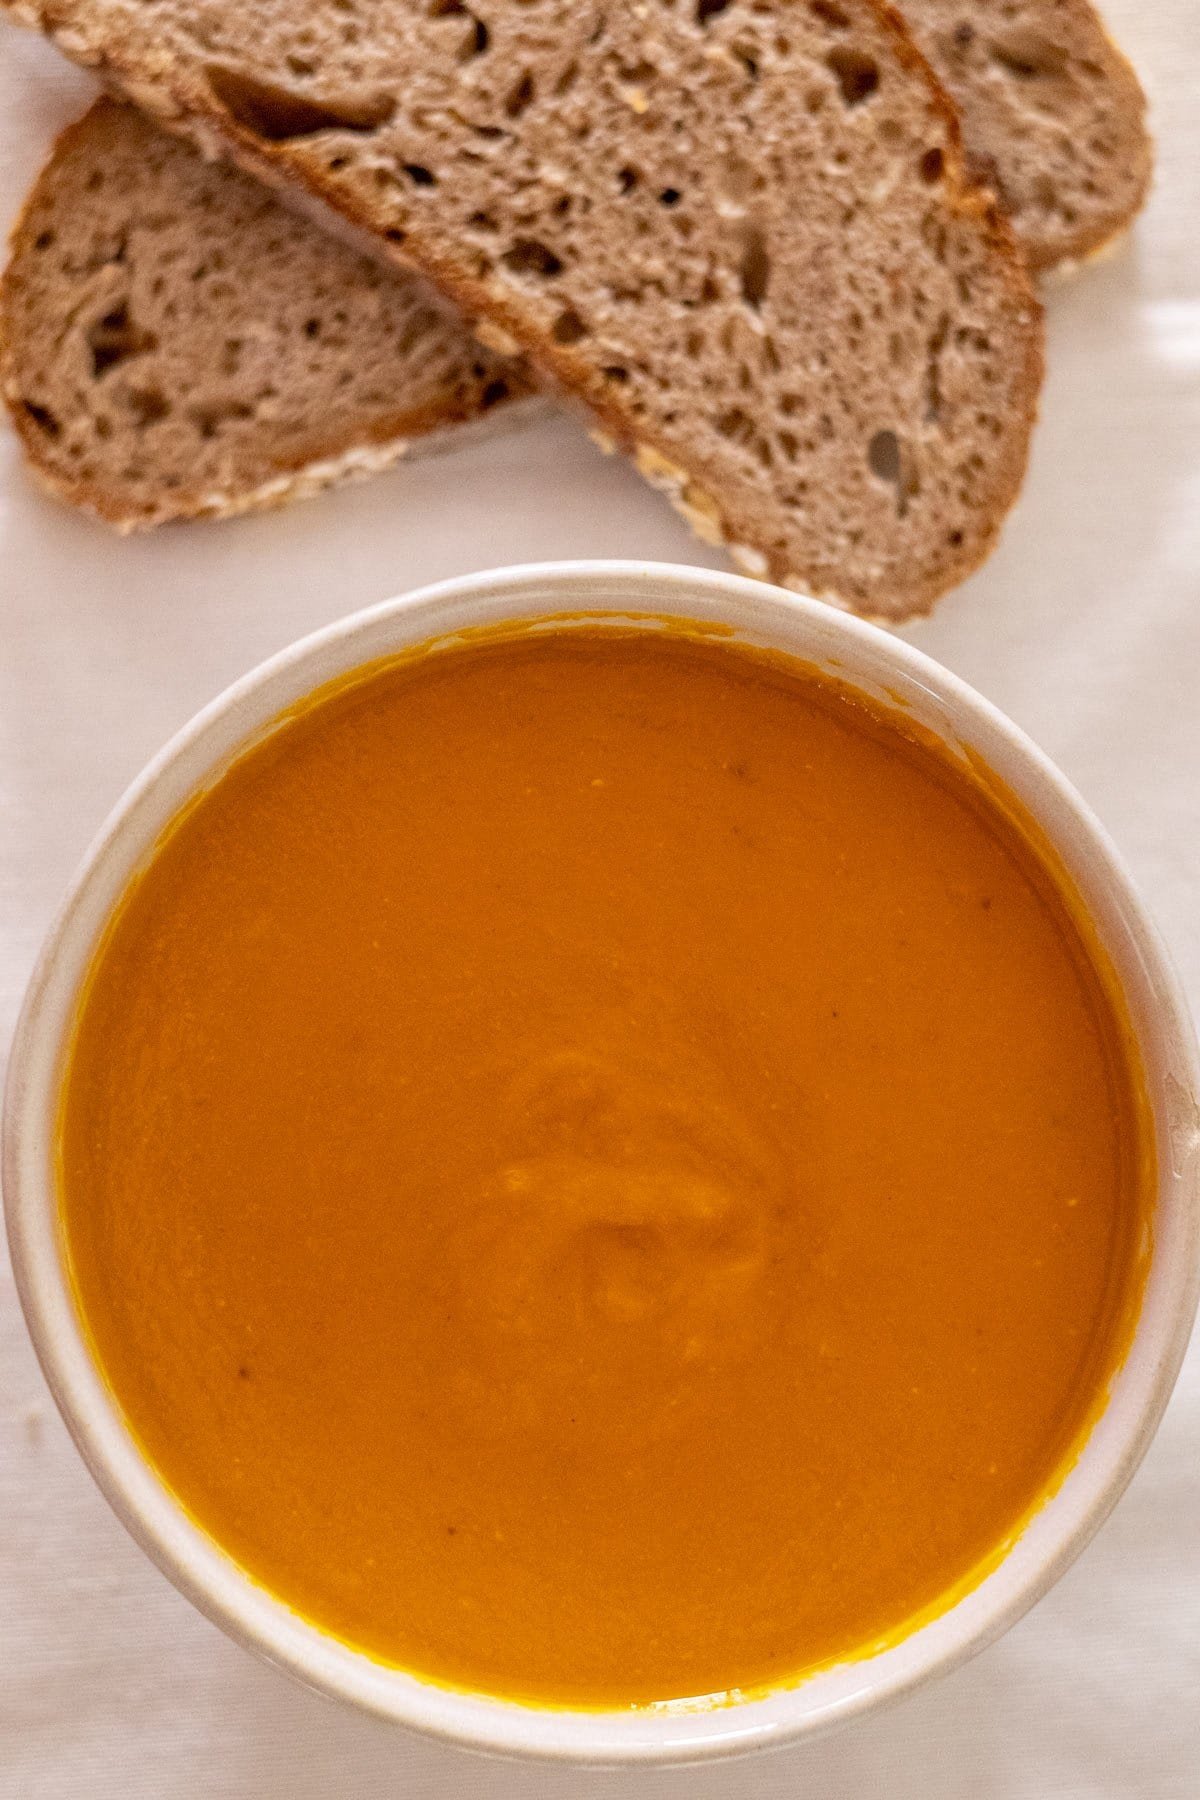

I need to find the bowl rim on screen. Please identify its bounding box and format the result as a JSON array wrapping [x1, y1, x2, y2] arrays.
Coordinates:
[[5, 559, 1199, 1765]]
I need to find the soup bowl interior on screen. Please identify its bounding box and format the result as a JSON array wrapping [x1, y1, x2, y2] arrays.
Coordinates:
[[4, 561, 1199, 1763]]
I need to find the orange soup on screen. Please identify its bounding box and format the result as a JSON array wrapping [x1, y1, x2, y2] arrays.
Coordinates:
[[59, 624, 1150, 1706]]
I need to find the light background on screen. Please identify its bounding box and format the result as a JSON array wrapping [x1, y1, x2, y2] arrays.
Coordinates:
[[1, 7, 1197, 1795]]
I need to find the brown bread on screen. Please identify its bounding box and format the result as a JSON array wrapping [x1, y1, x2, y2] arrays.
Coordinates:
[[0, 98, 533, 530], [1, 0, 1044, 615], [899, 0, 1151, 271]]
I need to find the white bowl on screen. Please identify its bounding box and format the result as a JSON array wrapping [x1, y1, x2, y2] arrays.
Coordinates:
[[5, 561, 1199, 1764]]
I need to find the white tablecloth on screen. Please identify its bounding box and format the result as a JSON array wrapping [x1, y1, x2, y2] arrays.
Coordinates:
[[2, 9, 1198, 1796]]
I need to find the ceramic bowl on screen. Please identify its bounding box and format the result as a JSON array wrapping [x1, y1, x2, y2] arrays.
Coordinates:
[[5, 561, 1198, 1763]]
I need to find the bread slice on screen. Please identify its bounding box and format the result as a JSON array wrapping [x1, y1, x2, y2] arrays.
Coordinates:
[[0, 3, 1141, 544], [899, 0, 1151, 271], [1, 0, 1043, 617], [0, 5, 1148, 540], [0, 98, 534, 530], [0, 3, 1145, 541], [0, 0, 1138, 544]]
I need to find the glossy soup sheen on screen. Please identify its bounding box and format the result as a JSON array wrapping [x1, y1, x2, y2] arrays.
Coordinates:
[[60, 624, 1151, 1707]]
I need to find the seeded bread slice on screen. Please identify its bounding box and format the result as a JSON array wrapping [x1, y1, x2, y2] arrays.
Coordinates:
[[1, 0, 1043, 617], [0, 98, 534, 530], [899, 0, 1151, 271]]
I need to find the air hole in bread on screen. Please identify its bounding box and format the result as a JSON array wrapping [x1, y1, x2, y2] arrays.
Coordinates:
[[738, 225, 770, 309], [619, 56, 660, 86], [868, 429, 901, 482], [22, 400, 61, 439], [990, 33, 1069, 80], [481, 379, 511, 407], [505, 72, 536, 117], [403, 162, 437, 185], [430, 0, 488, 53], [695, 0, 730, 24], [33, 229, 55, 251], [602, 364, 630, 383], [920, 147, 944, 184], [126, 387, 171, 429], [502, 238, 564, 276], [88, 303, 156, 379], [659, 187, 682, 206], [286, 54, 317, 77], [617, 165, 640, 193], [205, 66, 396, 139], [461, 14, 490, 57], [553, 307, 588, 344], [868, 428, 913, 516], [716, 407, 753, 444], [810, 0, 849, 29], [191, 399, 255, 439], [828, 47, 879, 106]]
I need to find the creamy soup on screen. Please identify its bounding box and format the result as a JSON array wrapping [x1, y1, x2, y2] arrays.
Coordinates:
[[59, 623, 1151, 1706]]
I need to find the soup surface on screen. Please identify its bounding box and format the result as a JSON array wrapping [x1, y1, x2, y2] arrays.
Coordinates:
[[60, 623, 1149, 1706]]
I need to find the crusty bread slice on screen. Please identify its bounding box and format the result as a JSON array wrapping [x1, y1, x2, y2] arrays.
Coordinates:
[[0, 0, 1141, 541], [0, 2, 1142, 542], [899, 0, 1151, 271], [0, 98, 534, 530], [1, 0, 1043, 617]]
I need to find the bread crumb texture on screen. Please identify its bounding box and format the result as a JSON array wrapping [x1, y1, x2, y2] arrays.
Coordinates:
[[2, 0, 1046, 613], [0, 100, 531, 528], [899, 0, 1151, 270]]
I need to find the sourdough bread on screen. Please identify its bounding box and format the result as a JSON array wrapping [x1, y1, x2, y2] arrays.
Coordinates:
[[1, 0, 1043, 615], [0, 98, 533, 529], [900, 0, 1151, 270], [2, 1, 1147, 535]]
